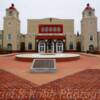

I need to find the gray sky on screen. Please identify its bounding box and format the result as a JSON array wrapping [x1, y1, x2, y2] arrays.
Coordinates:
[[0, 0, 100, 34]]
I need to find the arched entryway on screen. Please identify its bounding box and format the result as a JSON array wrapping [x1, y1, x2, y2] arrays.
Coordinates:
[[7, 43, 12, 51], [28, 43, 32, 50], [69, 42, 73, 50], [20, 42, 25, 52], [47, 40, 54, 53], [38, 40, 45, 53], [76, 41, 81, 52], [56, 40, 64, 53], [89, 44, 94, 52]]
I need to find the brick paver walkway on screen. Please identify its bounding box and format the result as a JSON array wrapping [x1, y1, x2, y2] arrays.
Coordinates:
[[0, 53, 100, 85]]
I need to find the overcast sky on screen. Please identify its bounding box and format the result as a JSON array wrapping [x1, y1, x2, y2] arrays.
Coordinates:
[[0, 0, 100, 34]]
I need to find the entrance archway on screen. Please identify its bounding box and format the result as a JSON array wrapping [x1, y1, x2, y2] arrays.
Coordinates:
[[69, 42, 73, 50], [89, 45, 94, 52], [7, 43, 12, 51], [28, 43, 32, 50], [20, 42, 25, 52], [47, 40, 54, 53], [76, 41, 81, 52]]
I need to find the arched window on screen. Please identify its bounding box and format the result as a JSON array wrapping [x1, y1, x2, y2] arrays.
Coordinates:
[[7, 43, 12, 50], [28, 43, 32, 50], [69, 42, 73, 50], [38, 41, 45, 53], [88, 11, 92, 16], [56, 40, 63, 53], [90, 35, 93, 41]]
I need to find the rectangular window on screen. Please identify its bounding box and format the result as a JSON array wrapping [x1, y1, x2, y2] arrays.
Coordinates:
[[39, 24, 63, 33], [8, 34, 12, 40]]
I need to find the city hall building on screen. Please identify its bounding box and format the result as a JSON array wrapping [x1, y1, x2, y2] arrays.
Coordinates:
[[0, 3, 100, 53]]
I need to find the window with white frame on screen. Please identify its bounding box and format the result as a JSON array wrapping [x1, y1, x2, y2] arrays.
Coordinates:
[[38, 41, 45, 53], [56, 41, 63, 53]]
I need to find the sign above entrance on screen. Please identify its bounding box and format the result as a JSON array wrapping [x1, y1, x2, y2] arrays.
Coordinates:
[[39, 24, 63, 33]]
